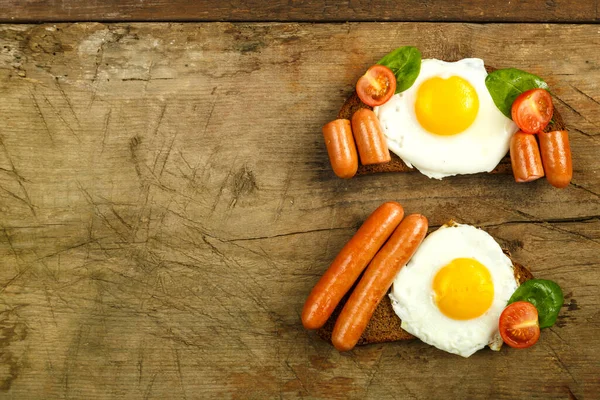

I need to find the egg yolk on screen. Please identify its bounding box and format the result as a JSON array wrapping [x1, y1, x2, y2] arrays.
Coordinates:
[[432, 258, 494, 320], [415, 76, 479, 136]]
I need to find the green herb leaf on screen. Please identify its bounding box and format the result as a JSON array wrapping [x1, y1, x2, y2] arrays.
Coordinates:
[[508, 279, 563, 329], [485, 68, 549, 118], [377, 46, 421, 94]]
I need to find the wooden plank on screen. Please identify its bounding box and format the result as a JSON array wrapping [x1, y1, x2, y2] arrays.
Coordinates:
[[0, 0, 598, 23], [0, 22, 599, 399]]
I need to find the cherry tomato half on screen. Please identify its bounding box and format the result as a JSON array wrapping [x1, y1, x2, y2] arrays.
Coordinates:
[[511, 89, 554, 134], [499, 301, 541, 349], [356, 65, 396, 107]]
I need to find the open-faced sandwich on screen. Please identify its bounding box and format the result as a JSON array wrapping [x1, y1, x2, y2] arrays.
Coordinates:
[[301, 202, 564, 357], [322, 47, 573, 187]]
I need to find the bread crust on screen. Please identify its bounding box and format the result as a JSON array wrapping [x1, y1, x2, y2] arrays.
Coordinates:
[[336, 65, 566, 177], [316, 251, 534, 346]]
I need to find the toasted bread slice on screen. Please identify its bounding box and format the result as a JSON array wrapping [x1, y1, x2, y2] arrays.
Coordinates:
[[316, 251, 534, 346], [337, 65, 566, 177]]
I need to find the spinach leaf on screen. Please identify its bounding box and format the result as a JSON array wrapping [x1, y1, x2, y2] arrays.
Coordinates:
[[485, 68, 549, 118], [508, 279, 563, 329], [377, 46, 421, 94]]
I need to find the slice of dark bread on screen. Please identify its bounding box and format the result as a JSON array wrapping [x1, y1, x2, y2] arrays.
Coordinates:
[[316, 251, 534, 346], [337, 65, 566, 176]]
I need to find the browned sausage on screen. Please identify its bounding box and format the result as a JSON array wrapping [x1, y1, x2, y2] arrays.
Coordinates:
[[301, 202, 404, 330], [351, 108, 391, 165], [538, 130, 572, 188], [331, 214, 428, 351], [322, 119, 358, 179], [510, 131, 545, 183]]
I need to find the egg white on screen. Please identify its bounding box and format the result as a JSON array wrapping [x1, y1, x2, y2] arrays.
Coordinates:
[[374, 58, 518, 179], [389, 223, 519, 358]]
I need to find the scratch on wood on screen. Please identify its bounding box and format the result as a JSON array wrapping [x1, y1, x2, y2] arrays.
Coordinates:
[[110, 205, 133, 230], [211, 168, 233, 213], [0, 137, 26, 183], [478, 200, 600, 229], [178, 151, 194, 173], [174, 347, 188, 400], [361, 348, 389, 398], [199, 143, 222, 185], [483, 214, 600, 246], [131, 183, 152, 243], [137, 342, 144, 385], [31, 239, 102, 266], [101, 108, 112, 154], [143, 372, 158, 400], [567, 386, 579, 400], [0, 139, 35, 216], [570, 181, 600, 198], [29, 90, 54, 143], [158, 131, 178, 179], [15, 176, 35, 216], [43, 286, 58, 327], [546, 344, 579, 384], [153, 103, 167, 136], [78, 181, 129, 242], [63, 325, 84, 397], [570, 84, 600, 107], [144, 60, 155, 92], [0, 183, 36, 216], [0, 137, 36, 209], [0, 269, 27, 295], [285, 361, 310, 397], [274, 168, 293, 221], [203, 96, 218, 136], [545, 221, 600, 246], [54, 77, 81, 126], [549, 327, 570, 346], [554, 95, 599, 128], [570, 128, 599, 143], [201, 234, 228, 261], [2, 227, 21, 269], [227, 225, 354, 243], [36, 252, 59, 282], [40, 91, 80, 142]]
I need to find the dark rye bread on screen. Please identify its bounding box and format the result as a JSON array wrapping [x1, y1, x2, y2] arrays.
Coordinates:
[[316, 251, 534, 346], [337, 65, 566, 176]]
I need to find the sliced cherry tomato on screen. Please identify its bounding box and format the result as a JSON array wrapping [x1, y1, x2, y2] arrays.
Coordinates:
[[511, 88, 554, 134], [499, 301, 541, 349], [356, 65, 396, 107]]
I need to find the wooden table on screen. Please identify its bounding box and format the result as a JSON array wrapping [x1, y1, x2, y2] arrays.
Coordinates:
[[0, 2, 599, 399]]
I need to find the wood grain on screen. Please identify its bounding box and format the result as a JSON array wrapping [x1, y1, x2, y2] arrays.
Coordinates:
[[0, 22, 599, 399], [0, 0, 598, 23]]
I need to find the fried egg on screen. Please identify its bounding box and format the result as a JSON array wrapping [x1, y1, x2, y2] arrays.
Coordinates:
[[374, 58, 518, 179], [389, 223, 518, 358]]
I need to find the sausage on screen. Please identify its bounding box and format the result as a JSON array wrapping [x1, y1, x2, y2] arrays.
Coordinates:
[[322, 119, 359, 179], [538, 130, 572, 188], [301, 202, 404, 330], [351, 108, 391, 165], [509, 131, 545, 183], [331, 214, 428, 351]]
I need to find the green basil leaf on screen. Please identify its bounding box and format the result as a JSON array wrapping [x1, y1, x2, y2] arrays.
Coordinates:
[[485, 68, 549, 118], [508, 279, 564, 329], [377, 46, 421, 94]]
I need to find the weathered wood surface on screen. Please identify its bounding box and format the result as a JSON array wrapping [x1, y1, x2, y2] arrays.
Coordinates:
[[1, 0, 599, 23], [0, 22, 599, 399]]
